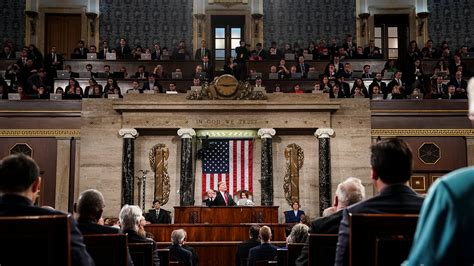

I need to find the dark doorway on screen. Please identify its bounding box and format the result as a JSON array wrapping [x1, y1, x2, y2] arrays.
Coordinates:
[[45, 14, 82, 59], [374, 14, 409, 60]]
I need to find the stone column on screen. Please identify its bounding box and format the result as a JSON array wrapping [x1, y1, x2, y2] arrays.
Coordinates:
[[315, 128, 335, 216], [178, 128, 196, 206], [119, 128, 138, 206], [258, 128, 276, 206]]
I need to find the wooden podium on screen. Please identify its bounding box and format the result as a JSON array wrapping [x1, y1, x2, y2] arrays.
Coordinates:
[[174, 206, 279, 224]]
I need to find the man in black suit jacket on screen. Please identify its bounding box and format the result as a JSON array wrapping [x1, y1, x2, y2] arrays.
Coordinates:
[[296, 56, 310, 78], [0, 154, 94, 266], [116, 38, 132, 59], [369, 73, 388, 97], [75, 189, 118, 235], [194, 40, 211, 61], [44, 45, 64, 71], [142, 74, 163, 93], [296, 177, 366, 265], [202, 189, 216, 207], [247, 226, 278, 266], [97, 41, 110, 60], [334, 138, 424, 266], [167, 229, 194, 266], [72, 40, 89, 59], [448, 71, 468, 94], [210, 181, 236, 206], [235, 225, 261, 266], [145, 199, 171, 224]]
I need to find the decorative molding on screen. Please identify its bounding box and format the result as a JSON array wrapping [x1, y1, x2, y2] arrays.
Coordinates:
[[418, 142, 441, 165], [9, 143, 33, 157], [371, 129, 474, 137], [0, 129, 80, 138], [177, 128, 196, 139], [257, 128, 276, 139], [315, 128, 335, 139], [196, 130, 257, 139], [119, 128, 138, 139]]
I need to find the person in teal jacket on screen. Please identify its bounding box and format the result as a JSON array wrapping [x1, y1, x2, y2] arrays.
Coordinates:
[[405, 166, 474, 266]]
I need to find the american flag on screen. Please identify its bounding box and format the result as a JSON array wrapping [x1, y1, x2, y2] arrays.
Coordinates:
[[202, 139, 253, 199]]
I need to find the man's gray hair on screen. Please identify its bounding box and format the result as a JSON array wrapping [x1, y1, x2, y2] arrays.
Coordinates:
[[77, 189, 105, 217], [119, 205, 142, 231], [171, 229, 187, 245], [287, 223, 309, 244], [335, 177, 365, 207]]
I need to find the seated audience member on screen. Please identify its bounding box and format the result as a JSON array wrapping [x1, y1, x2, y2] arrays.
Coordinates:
[[342, 34, 356, 58], [448, 71, 467, 95], [167, 229, 194, 266], [253, 43, 267, 60], [334, 138, 424, 266], [286, 223, 309, 245], [102, 64, 112, 78], [267, 47, 281, 60], [84, 63, 95, 77], [104, 87, 122, 99], [285, 201, 305, 223], [119, 66, 130, 79], [88, 45, 98, 57], [421, 39, 440, 58], [351, 78, 369, 97], [65, 78, 82, 97], [126, 79, 143, 94], [292, 83, 304, 94], [249, 50, 263, 61], [336, 75, 351, 97], [443, 84, 466, 99], [201, 55, 213, 80], [193, 65, 208, 81], [450, 54, 468, 76], [89, 85, 103, 98], [350, 87, 363, 98], [172, 40, 191, 60], [84, 78, 102, 98], [277, 59, 290, 79], [142, 74, 163, 93], [36, 85, 49, 99], [55, 87, 64, 95], [120, 205, 160, 266], [312, 82, 322, 92], [381, 59, 398, 77], [103, 77, 120, 94], [296, 56, 309, 78], [167, 82, 178, 92], [369, 73, 388, 98], [64, 64, 80, 78], [352, 46, 365, 59], [387, 70, 405, 94], [341, 63, 353, 79], [330, 83, 345, 98], [97, 40, 110, 59], [211, 181, 236, 206], [145, 199, 171, 224], [132, 46, 143, 60], [72, 40, 88, 59], [27, 68, 48, 93], [133, 65, 149, 79], [203, 189, 216, 207], [75, 189, 118, 234], [387, 84, 405, 100], [0, 154, 94, 265], [16, 84, 28, 100], [254, 77, 264, 88], [0, 45, 15, 59], [321, 75, 332, 93], [363, 39, 381, 58], [153, 64, 168, 79], [44, 45, 64, 71], [236, 225, 261, 266], [247, 226, 278, 266], [362, 64, 372, 79], [370, 84, 383, 99], [151, 42, 162, 60], [237, 191, 255, 206]]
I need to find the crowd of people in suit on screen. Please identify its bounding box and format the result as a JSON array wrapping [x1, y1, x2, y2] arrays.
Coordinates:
[[0, 36, 472, 100]]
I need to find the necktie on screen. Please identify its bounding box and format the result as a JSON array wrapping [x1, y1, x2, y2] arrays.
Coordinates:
[[201, 48, 205, 58], [223, 192, 228, 206], [204, 63, 208, 70], [53, 53, 57, 62], [301, 64, 305, 73], [156, 209, 159, 216]]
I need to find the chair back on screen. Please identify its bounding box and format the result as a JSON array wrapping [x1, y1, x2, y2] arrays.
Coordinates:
[[308, 234, 338, 266], [82, 233, 128, 266], [287, 243, 306, 266], [349, 213, 419, 266], [0, 214, 72, 266], [157, 248, 170, 266], [128, 242, 154, 266]]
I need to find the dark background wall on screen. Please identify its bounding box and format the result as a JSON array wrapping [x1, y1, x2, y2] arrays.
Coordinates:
[[263, 0, 356, 49], [99, 0, 193, 50], [0, 0, 25, 51], [428, 0, 474, 49]]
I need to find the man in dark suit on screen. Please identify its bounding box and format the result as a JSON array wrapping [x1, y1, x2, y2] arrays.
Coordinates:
[[296, 55, 310, 78], [0, 154, 94, 266], [0, 45, 15, 59], [97, 41, 110, 60], [142, 74, 163, 93], [201, 55, 214, 80], [210, 181, 236, 206], [116, 38, 132, 59], [387, 70, 406, 94], [235, 225, 261, 266], [433, 74, 448, 95], [448, 71, 467, 94], [369, 73, 388, 98], [44, 45, 64, 77], [296, 177, 366, 265], [75, 189, 118, 234], [247, 226, 278, 266], [334, 138, 424, 266], [342, 34, 356, 58], [167, 229, 194, 266], [202, 189, 216, 207], [133, 65, 149, 79], [72, 40, 89, 59], [361, 64, 372, 79], [194, 40, 211, 61], [284, 201, 305, 223], [145, 199, 171, 224]]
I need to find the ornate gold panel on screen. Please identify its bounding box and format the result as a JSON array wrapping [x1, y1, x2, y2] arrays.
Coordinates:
[[283, 144, 304, 206], [149, 144, 171, 205]]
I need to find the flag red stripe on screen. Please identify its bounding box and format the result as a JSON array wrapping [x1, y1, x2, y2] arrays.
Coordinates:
[[233, 140, 238, 195], [248, 141, 253, 192]]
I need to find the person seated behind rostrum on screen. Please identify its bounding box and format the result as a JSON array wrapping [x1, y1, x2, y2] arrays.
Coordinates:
[[145, 199, 172, 224], [237, 190, 255, 206]]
